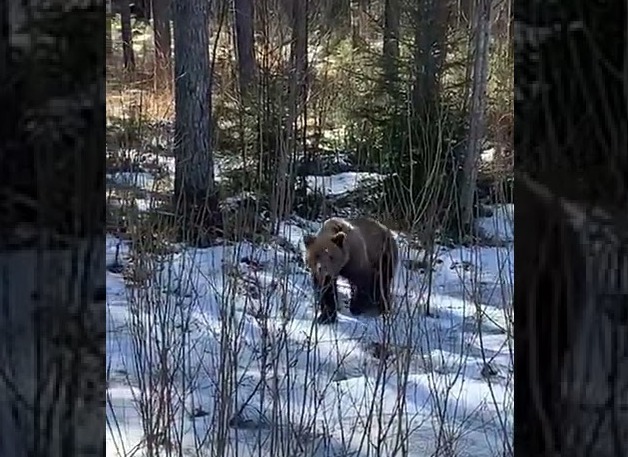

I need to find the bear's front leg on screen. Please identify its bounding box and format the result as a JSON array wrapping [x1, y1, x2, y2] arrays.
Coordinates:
[[349, 281, 375, 316], [314, 276, 339, 324]]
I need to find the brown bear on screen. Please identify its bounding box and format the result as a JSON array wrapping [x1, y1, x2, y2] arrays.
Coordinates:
[[303, 217, 399, 324]]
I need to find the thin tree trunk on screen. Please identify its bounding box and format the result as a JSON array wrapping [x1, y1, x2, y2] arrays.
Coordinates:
[[233, 0, 256, 97], [133, 0, 151, 22], [153, 0, 173, 91], [106, 0, 113, 58], [412, 0, 450, 113], [289, 0, 307, 114], [172, 0, 220, 243], [383, 0, 400, 89], [120, 0, 135, 70], [349, 0, 370, 44], [0, 1, 9, 69], [350, 0, 366, 48], [459, 0, 491, 232], [272, 0, 307, 233]]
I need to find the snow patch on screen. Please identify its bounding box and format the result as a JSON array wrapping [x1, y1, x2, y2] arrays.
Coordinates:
[[477, 204, 514, 242], [306, 172, 384, 196], [106, 211, 514, 456]]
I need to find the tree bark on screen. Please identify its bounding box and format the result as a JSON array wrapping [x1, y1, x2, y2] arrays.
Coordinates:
[[120, 0, 135, 70], [0, 3, 105, 456], [131, 0, 151, 21], [412, 0, 450, 113], [233, 0, 256, 97], [106, 0, 113, 57], [0, 243, 106, 457], [153, 0, 173, 91], [172, 0, 220, 244], [458, 0, 491, 232], [271, 0, 307, 233], [515, 174, 586, 457], [350, 0, 367, 48], [382, 0, 400, 89]]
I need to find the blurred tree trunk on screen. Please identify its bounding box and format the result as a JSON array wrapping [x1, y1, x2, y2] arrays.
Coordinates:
[[289, 0, 307, 116], [515, 174, 587, 457], [0, 3, 105, 457], [120, 0, 135, 70], [382, 0, 399, 89], [172, 0, 220, 245], [271, 0, 307, 233], [106, 0, 113, 57], [132, 0, 151, 21], [233, 0, 256, 97], [458, 0, 492, 232], [153, 0, 173, 91], [350, 0, 368, 48], [350, 0, 360, 48], [412, 0, 450, 113]]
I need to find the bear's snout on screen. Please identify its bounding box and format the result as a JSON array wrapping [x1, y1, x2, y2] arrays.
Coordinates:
[[312, 266, 332, 285], [314, 262, 332, 280]]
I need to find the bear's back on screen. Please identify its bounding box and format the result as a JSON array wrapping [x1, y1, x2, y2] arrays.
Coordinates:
[[343, 217, 398, 269]]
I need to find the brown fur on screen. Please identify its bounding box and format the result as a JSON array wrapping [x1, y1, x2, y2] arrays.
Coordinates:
[[303, 217, 399, 323]]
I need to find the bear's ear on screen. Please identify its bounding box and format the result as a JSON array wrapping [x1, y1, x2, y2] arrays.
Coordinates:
[[303, 234, 316, 248], [331, 232, 346, 248]]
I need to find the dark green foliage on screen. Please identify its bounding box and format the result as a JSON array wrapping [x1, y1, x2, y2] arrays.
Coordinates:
[[346, 90, 467, 233]]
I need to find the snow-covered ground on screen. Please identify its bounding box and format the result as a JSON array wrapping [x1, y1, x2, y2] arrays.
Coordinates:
[[306, 172, 384, 197], [106, 171, 514, 457], [477, 204, 514, 243]]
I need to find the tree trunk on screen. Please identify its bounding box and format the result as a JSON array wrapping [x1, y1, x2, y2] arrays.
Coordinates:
[[458, 0, 491, 233], [271, 0, 307, 233], [350, 1, 359, 48], [515, 174, 587, 457], [350, 0, 367, 48], [289, 0, 307, 113], [382, 0, 400, 89], [120, 0, 135, 70], [153, 0, 173, 91], [0, 3, 105, 457], [0, 1, 9, 68], [106, 0, 113, 57], [0, 243, 106, 457], [152, 0, 173, 92], [233, 0, 256, 97], [412, 0, 450, 114], [172, 0, 220, 245], [132, 0, 151, 22]]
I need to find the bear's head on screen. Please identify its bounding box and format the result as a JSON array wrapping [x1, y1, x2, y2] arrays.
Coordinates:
[[303, 231, 350, 285]]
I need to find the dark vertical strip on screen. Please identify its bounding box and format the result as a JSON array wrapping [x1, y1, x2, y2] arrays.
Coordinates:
[[515, 0, 627, 456], [0, 1, 106, 457]]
